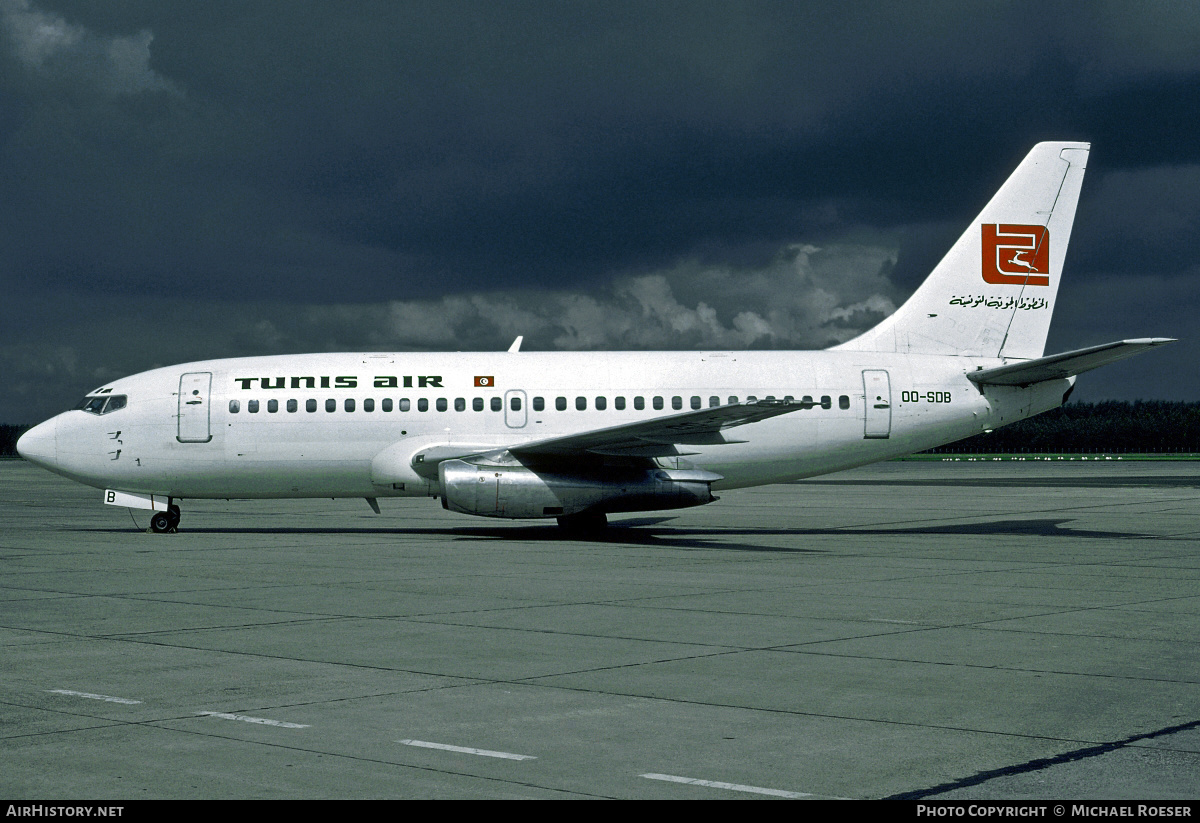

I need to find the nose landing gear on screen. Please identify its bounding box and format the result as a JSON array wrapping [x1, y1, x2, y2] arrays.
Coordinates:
[[149, 504, 181, 534]]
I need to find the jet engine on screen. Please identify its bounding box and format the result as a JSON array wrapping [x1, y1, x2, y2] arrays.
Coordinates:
[[437, 458, 721, 519]]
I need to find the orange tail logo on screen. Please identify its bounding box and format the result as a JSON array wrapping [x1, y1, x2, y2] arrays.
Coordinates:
[[982, 224, 1049, 286]]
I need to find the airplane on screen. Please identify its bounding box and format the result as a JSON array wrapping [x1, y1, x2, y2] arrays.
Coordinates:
[[17, 142, 1174, 533]]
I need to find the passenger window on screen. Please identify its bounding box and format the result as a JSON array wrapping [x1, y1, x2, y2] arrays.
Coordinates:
[[615, 396, 626, 410], [839, 395, 850, 410], [473, 397, 484, 412], [364, 398, 374, 412], [556, 396, 567, 411], [287, 399, 298, 413], [802, 395, 813, 408], [492, 397, 503, 412], [709, 396, 720, 407], [344, 398, 355, 412], [326, 399, 336, 412], [417, 398, 428, 412], [511, 396, 522, 411], [436, 398, 447, 412], [399, 398, 410, 412], [653, 396, 664, 410], [671, 396, 682, 410], [229, 400, 240, 413], [576, 396, 587, 411], [533, 396, 544, 412], [634, 396, 645, 410], [248, 400, 259, 413], [690, 396, 701, 410], [747, 395, 757, 402], [454, 398, 465, 412], [728, 396, 738, 405], [821, 396, 832, 409], [306, 399, 317, 412], [267, 399, 278, 413], [595, 396, 607, 411]]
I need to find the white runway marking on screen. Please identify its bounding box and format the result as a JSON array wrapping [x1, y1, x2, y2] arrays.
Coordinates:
[[197, 711, 309, 728], [48, 689, 141, 705], [640, 773, 811, 799], [397, 739, 537, 761]]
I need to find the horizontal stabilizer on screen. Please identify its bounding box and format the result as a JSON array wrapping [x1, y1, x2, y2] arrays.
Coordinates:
[[967, 338, 1176, 386]]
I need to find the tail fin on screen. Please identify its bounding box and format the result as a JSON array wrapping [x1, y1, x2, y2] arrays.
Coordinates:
[[835, 142, 1089, 359]]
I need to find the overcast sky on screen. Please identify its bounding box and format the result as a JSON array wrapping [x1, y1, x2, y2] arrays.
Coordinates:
[[2, 0, 1198, 423]]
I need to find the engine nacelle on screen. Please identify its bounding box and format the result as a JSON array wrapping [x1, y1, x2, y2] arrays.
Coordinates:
[[438, 459, 721, 519]]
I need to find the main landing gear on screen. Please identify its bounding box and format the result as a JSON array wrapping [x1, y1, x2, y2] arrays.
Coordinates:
[[149, 504, 181, 534]]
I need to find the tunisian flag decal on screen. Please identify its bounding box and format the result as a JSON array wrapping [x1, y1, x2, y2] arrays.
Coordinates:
[[474, 376, 494, 387]]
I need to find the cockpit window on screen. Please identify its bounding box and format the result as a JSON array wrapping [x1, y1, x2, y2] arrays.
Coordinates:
[[75, 394, 128, 415]]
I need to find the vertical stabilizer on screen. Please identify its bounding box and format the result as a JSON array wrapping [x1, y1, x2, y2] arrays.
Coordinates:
[[835, 142, 1089, 359]]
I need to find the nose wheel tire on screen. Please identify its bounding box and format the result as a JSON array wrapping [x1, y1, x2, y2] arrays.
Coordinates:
[[150, 506, 181, 534]]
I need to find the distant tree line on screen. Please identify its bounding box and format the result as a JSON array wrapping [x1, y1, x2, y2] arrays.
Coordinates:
[[3, 401, 1200, 458], [2, 424, 30, 457], [922, 401, 1200, 454]]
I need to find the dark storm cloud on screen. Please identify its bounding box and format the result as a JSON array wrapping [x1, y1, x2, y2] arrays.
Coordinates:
[[2, 0, 1199, 421]]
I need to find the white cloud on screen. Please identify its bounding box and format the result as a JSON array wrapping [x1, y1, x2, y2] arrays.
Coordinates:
[[1, 0, 179, 96], [295, 239, 901, 353]]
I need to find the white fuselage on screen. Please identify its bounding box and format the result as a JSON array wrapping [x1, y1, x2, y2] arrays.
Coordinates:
[[27, 349, 1070, 504]]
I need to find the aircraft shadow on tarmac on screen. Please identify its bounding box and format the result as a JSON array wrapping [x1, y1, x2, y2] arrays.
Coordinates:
[[87, 515, 1146, 551]]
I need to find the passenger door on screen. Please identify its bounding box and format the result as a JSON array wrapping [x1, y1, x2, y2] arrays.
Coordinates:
[[177, 372, 213, 443], [862, 369, 892, 439]]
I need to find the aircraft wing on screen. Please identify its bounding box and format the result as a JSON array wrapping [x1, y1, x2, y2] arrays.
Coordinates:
[[508, 399, 806, 459], [967, 338, 1176, 387]]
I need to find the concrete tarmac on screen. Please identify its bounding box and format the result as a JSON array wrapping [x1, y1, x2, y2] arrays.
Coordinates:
[[2, 458, 1198, 800]]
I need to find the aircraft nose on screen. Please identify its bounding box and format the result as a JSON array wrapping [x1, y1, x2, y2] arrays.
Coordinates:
[[16, 419, 57, 468]]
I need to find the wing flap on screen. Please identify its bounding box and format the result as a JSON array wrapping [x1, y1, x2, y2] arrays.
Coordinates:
[[967, 338, 1175, 386]]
